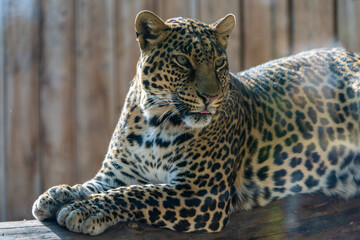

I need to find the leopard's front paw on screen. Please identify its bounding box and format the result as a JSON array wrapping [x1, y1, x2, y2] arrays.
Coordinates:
[[56, 197, 118, 235], [32, 184, 90, 221]]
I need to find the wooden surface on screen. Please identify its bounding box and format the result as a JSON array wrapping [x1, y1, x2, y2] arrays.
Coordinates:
[[1, 194, 359, 240], [1, 0, 360, 222]]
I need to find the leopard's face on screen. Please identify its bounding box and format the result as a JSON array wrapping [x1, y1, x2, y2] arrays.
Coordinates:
[[135, 13, 234, 128]]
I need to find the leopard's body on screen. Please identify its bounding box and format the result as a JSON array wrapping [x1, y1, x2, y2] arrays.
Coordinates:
[[32, 11, 360, 235]]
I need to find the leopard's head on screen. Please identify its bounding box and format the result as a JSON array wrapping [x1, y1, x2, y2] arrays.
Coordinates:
[[135, 11, 235, 128]]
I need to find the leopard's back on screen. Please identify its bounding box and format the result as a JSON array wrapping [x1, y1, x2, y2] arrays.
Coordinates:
[[229, 48, 360, 210]]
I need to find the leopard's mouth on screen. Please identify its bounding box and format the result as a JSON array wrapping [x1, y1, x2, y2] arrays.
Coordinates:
[[172, 96, 217, 128], [198, 109, 211, 114]]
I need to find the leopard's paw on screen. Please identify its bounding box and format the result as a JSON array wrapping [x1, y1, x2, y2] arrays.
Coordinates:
[[32, 184, 89, 221], [56, 199, 114, 235]]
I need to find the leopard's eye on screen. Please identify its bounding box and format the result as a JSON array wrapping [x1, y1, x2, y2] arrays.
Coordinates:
[[215, 57, 226, 68], [174, 55, 191, 68]]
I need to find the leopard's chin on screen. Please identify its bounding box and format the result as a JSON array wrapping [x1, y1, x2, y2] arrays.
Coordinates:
[[182, 112, 213, 128]]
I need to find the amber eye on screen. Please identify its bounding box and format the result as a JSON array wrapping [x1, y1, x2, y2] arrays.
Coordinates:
[[174, 55, 191, 68], [215, 58, 226, 68]]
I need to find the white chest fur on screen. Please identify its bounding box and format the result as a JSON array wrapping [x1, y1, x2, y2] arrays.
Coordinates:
[[129, 126, 182, 184]]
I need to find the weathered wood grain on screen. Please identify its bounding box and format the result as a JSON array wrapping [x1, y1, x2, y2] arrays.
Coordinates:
[[0, 195, 359, 240], [291, 0, 336, 53], [75, 0, 116, 182], [337, 0, 360, 52], [0, 0, 6, 222], [199, 0, 242, 72], [40, 0, 76, 190], [4, 0, 42, 220]]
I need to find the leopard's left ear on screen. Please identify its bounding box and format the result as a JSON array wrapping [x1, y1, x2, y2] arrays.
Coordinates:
[[211, 14, 236, 49]]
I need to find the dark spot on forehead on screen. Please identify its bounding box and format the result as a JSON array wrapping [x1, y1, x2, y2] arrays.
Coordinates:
[[164, 17, 224, 59]]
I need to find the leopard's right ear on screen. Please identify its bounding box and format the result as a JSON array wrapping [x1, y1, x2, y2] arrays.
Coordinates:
[[135, 11, 169, 51]]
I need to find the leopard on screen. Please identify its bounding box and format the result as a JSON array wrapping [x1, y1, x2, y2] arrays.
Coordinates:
[[32, 11, 360, 235]]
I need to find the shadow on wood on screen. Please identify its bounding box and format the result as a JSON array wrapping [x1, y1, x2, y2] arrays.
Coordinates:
[[1, 194, 359, 240]]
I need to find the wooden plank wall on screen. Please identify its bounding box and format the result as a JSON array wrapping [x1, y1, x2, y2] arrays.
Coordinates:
[[0, 0, 359, 221], [41, 0, 76, 195], [2, 0, 42, 221], [0, 0, 5, 222]]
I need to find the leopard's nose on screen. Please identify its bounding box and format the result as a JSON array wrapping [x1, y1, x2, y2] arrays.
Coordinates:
[[197, 91, 218, 105]]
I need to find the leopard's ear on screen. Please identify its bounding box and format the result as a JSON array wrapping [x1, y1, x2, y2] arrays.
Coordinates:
[[135, 11, 169, 51], [211, 14, 236, 49]]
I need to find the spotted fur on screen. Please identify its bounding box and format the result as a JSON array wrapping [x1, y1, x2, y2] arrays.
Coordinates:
[[32, 11, 360, 235]]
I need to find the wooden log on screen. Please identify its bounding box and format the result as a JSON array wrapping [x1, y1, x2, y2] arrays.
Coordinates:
[[75, 0, 117, 182], [199, 0, 242, 72], [0, 195, 359, 239], [337, 0, 360, 52], [0, 0, 6, 222], [40, 0, 76, 189], [3, 0, 41, 220], [291, 0, 335, 54]]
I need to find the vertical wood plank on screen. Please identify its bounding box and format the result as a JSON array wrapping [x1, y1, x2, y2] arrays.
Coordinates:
[[75, 0, 116, 182], [40, 0, 76, 189], [157, 0, 195, 19], [242, 0, 289, 69], [114, 0, 156, 115], [0, 0, 6, 221], [291, 0, 335, 53], [199, 0, 242, 72], [4, 0, 41, 220], [337, 0, 360, 52], [272, 0, 290, 59], [242, 0, 272, 69]]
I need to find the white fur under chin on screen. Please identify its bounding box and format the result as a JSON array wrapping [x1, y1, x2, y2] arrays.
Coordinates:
[[183, 114, 212, 128]]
